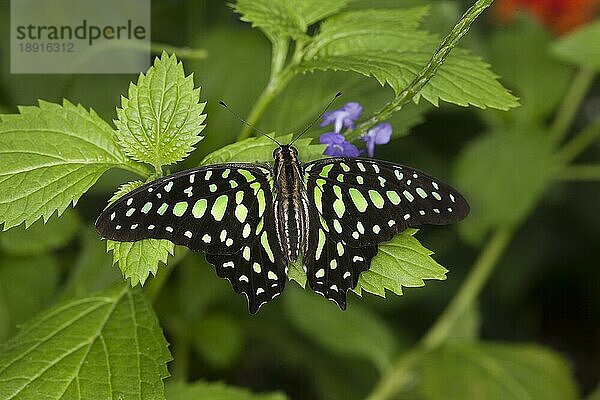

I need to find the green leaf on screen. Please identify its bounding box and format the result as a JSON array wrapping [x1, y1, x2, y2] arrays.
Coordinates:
[[455, 129, 555, 244], [0, 209, 81, 255], [354, 229, 448, 297], [299, 9, 518, 110], [284, 286, 397, 372], [233, 0, 307, 39], [287, 258, 307, 288], [192, 313, 242, 369], [0, 285, 172, 399], [552, 21, 600, 70], [166, 380, 288, 400], [60, 230, 121, 301], [0, 255, 60, 341], [295, 0, 355, 26], [200, 133, 326, 165], [488, 19, 572, 122], [106, 181, 175, 286], [420, 342, 578, 400], [115, 52, 206, 167], [108, 238, 174, 287], [0, 100, 130, 229]]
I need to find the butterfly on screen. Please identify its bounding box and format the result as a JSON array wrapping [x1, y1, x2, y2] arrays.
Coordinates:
[[96, 141, 469, 313]]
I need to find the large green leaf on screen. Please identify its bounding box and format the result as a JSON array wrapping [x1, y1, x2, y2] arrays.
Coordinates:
[[284, 286, 397, 372], [106, 181, 175, 287], [0, 209, 81, 255], [0, 285, 172, 399], [200, 134, 326, 165], [455, 129, 555, 244], [420, 342, 578, 400], [0, 255, 59, 341], [115, 52, 206, 167], [354, 229, 448, 297], [552, 21, 600, 70], [299, 9, 518, 110], [0, 100, 130, 229], [166, 380, 287, 400]]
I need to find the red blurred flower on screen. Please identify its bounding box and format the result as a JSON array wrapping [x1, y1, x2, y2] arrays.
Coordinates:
[[495, 0, 600, 35]]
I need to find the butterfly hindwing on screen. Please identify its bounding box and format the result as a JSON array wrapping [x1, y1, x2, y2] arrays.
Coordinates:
[[205, 216, 287, 313], [303, 205, 378, 309]]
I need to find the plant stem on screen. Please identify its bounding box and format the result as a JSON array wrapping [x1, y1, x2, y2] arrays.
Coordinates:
[[557, 164, 600, 181], [237, 37, 295, 141], [421, 228, 513, 349], [549, 68, 596, 145], [150, 42, 208, 60], [366, 228, 513, 400], [556, 119, 600, 164], [119, 162, 154, 179], [348, 0, 494, 141]]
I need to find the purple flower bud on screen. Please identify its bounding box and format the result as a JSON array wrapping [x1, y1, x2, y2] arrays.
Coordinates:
[[320, 102, 363, 133], [320, 132, 361, 157], [362, 123, 393, 157]]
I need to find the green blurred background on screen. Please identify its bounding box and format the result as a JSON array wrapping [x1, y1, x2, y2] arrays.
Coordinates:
[[0, 0, 598, 399]]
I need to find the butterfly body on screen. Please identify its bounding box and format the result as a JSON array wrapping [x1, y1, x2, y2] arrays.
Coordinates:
[[272, 145, 312, 264], [96, 144, 469, 313]]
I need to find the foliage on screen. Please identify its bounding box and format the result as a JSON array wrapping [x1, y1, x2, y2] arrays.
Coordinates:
[[0, 0, 596, 399], [552, 21, 600, 69], [0, 285, 171, 399], [420, 343, 578, 400], [114, 52, 206, 168]]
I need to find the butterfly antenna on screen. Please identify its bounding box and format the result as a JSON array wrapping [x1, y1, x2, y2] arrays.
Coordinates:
[[219, 101, 281, 146], [290, 92, 342, 146]]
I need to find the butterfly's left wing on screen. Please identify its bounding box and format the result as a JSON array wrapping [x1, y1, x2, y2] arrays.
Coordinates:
[[95, 164, 287, 313], [302, 157, 469, 307]]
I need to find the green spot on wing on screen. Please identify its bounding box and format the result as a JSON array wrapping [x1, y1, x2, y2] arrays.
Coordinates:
[[157, 203, 168, 215], [261, 232, 275, 263], [319, 164, 333, 178], [173, 201, 188, 217], [349, 188, 368, 212], [386, 190, 401, 205], [238, 169, 255, 182], [368, 190, 385, 209], [211, 195, 228, 221], [192, 199, 207, 218]]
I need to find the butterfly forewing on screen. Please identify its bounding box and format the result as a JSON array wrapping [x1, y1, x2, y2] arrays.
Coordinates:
[[303, 158, 469, 248], [96, 164, 274, 254]]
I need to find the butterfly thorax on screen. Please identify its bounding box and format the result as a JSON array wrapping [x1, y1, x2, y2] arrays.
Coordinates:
[[272, 145, 309, 263]]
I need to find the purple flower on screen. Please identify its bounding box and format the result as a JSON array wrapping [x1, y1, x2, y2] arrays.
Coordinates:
[[362, 123, 393, 157], [320, 102, 363, 133], [320, 132, 361, 157]]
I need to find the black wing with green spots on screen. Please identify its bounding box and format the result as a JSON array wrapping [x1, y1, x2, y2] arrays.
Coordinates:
[[95, 164, 286, 313], [301, 157, 469, 308]]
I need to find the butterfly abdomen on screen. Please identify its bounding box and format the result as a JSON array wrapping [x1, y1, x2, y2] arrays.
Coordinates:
[[273, 146, 307, 262]]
